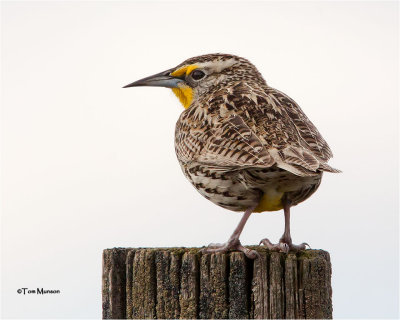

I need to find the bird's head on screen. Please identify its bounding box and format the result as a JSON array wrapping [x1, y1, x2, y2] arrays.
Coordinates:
[[123, 53, 266, 109]]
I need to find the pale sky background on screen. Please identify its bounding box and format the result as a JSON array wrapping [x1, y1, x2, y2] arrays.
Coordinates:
[[1, 1, 398, 318]]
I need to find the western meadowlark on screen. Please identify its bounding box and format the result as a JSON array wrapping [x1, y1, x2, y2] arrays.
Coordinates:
[[124, 53, 340, 259]]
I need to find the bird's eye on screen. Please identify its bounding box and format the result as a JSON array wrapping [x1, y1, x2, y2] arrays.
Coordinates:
[[191, 69, 206, 80]]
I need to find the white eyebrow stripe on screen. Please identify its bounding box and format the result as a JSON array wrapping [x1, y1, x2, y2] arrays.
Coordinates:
[[197, 58, 237, 73]]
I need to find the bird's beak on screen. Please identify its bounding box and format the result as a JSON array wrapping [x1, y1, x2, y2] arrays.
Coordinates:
[[123, 68, 184, 89]]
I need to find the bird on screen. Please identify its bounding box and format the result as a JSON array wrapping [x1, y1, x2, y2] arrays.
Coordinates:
[[124, 53, 340, 259]]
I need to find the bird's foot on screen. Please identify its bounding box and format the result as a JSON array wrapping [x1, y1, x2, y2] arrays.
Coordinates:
[[201, 238, 259, 259], [259, 238, 310, 253]]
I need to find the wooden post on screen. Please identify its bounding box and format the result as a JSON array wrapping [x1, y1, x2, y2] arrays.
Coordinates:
[[102, 247, 332, 319]]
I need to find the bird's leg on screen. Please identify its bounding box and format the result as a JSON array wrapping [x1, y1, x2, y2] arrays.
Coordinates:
[[259, 199, 309, 253], [281, 199, 292, 244], [201, 205, 258, 259]]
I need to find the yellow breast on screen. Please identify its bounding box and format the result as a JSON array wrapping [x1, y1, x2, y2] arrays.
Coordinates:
[[254, 190, 284, 212]]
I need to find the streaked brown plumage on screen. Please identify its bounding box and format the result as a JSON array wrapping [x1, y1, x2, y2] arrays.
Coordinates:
[[124, 53, 340, 258]]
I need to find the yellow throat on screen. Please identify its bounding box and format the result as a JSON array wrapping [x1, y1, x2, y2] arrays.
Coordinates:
[[170, 65, 198, 109]]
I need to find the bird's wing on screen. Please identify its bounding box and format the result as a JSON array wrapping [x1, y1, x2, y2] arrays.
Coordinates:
[[267, 87, 334, 161], [175, 110, 275, 169], [233, 83, 340, 176], [175, 83, 340, 176]]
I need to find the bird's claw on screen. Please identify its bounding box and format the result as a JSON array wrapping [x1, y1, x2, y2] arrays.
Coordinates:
[[259, 238, 309, 253], [201, 239, 259, 259]]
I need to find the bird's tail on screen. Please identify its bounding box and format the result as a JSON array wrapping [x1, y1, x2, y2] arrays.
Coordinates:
[[319, 162, 342, 173]]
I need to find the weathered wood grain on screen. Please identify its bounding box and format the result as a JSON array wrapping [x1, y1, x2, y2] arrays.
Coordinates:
[[229, 252, 250, 319], [199, 252, 229, 319], [155, 250, 182, 319], [102, 247, 332, 319], [251, 250, 269, 319], [179, 251, 200, 319], [102, 248, 128, 319]]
